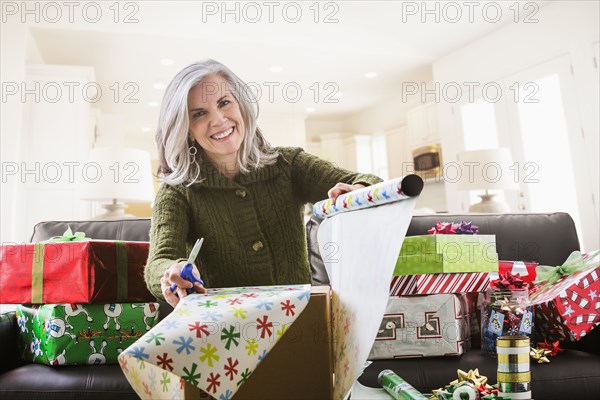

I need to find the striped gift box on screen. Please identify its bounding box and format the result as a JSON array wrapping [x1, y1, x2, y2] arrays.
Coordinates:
[[390, 272, 490, 295]]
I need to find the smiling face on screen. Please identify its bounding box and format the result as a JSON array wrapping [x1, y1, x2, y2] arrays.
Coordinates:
[[187, 73, 245, 172]]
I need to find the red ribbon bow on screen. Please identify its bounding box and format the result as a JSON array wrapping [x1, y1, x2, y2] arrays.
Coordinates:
[[427, 222, 457, 234], [490, 272, 527, 290], [538, 339, 564, 357]]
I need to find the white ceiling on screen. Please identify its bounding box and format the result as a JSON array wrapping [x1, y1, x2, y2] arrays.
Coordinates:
[[28, 1, 540, 137]]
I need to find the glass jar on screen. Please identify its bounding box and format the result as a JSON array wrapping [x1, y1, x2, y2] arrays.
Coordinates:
[[481, 288, 534, 355]]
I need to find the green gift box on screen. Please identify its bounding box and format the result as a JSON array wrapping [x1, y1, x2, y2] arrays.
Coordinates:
[[16, 302, 160, 365], [394, 235, 498, 275]]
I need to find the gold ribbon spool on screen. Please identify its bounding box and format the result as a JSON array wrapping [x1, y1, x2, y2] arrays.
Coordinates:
[[497, 336, 530, 348], [497, 371, 531, 383], [498, 353, 530, 364]]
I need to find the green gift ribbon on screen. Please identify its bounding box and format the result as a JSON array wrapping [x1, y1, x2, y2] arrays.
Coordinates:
[[31, 243, 45, 303], [43, 226, 91, 243], [535, 249, 600, 285], [115, 241, 128, 302]]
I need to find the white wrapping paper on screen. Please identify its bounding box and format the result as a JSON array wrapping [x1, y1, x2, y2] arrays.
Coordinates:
[[317, 199, 416, 399]]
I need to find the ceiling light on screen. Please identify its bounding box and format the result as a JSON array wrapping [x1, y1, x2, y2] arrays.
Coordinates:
[[148, 101, 159, 107], [160, 59, 174, 66], [269, 65, 283, 72], [153, 82, 166, 90], [141, 127, 151, 132], [306, 107, 316, 113], [365, 72, 378, 79]]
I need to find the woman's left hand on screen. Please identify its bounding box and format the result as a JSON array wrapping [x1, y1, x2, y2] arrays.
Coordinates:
[[327, 183, 366, 204]]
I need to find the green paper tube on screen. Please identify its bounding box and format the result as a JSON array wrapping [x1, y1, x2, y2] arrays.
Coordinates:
[[377, 369, 428, 400]]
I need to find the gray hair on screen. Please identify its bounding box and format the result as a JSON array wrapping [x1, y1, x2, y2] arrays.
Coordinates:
[[156, 59, 278, 186]]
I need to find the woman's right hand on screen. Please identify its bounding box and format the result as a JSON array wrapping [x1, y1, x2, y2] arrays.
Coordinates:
[[160, 261, 207, 308]]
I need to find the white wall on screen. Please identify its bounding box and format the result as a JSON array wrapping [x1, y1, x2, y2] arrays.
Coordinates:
[[341, 67, 434, 136], [1, 21, 27, 243], [257, 113, 307, 149], [433, 1, 599, 249]]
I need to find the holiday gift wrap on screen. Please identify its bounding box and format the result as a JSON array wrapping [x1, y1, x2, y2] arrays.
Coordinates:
[[390, 272, 490, 295], [0, 240, 153, 304], [317, 198, 417, 399], [118, 285, 311, 400], [369, 293, 473, 359], [312, 175, 423, 219], [394, 235, 498, 275], [16, 302, 160, 365], [530, 250, 600, 341], [489, 261, 538, 285]]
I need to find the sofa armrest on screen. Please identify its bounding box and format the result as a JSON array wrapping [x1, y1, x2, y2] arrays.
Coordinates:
[[0, 311, 23, 374]]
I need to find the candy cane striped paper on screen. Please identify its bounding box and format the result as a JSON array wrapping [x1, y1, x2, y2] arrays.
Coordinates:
[[390, 272, 490, 296]]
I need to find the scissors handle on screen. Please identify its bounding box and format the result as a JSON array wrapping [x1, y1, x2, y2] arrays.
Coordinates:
[[169, 263, 205, 294]]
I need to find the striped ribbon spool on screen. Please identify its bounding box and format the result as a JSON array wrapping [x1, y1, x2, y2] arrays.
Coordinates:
[[496, 336, 531, 400]]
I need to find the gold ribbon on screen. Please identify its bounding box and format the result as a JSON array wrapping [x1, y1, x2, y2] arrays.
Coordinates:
[[31, 243, 45, 303], [497, 371, 531, 383], [530, 347, 551, 363], [450, 369, 489, 388], [498, 352, 530, 364], [497, 336, 530, 348]]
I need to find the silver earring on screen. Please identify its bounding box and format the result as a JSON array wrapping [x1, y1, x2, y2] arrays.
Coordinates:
[[189, 145, 197, 164]]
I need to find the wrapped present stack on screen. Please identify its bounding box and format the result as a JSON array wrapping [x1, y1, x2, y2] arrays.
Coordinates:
[[0, 227, 160, 365], [370, 221, 499, 359]]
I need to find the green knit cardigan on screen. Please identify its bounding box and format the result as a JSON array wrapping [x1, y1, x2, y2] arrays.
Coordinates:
[[144, 146, 382, 299]]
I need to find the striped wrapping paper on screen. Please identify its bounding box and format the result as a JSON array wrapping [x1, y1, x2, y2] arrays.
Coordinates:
[[390, 272, 490, 295]]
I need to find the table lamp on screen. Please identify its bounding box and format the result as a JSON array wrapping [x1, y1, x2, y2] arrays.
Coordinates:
[[457, 148, 519, 213], [80, 148, 155, 219]]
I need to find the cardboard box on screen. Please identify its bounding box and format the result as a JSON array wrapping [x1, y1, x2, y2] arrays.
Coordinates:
[[394, 235, 498, 275], [180, 286, 334, 399]]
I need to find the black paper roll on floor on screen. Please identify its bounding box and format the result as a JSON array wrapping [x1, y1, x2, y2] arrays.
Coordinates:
[[400, 174, 424, 197]]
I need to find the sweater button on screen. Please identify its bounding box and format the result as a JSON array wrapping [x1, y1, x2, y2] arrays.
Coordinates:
[[236, 189, 247, 198], [252, 241, 264, 252]]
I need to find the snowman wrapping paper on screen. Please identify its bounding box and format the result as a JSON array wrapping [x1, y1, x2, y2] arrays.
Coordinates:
[[16, 302, 160, 365]]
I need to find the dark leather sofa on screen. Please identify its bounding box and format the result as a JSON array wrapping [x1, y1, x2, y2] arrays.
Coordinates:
[[1, 213, 599, 399]]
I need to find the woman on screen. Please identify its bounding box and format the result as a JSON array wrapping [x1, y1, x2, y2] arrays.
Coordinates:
[[145, 59, 382, 307]]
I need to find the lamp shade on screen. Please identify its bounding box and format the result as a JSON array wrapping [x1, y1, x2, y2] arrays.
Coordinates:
[[456, 148, 519, 191], [80, 148, 154, 202]]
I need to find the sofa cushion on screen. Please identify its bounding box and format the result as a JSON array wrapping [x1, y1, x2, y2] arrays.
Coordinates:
[[358, 348, 600, 400], [0, 364, 137, 400]]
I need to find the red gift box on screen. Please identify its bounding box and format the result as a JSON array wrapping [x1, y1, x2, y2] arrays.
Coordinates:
[[390, 272, 489, 295], [0, 241, 154, 304], [531, 265, 600, 341], [489, 260, 538, 284]]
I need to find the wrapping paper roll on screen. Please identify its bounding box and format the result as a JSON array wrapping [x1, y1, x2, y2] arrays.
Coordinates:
[[378, 369, 428, 400], [313, 175, 423, 219], [496, 335, 531, 400]]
